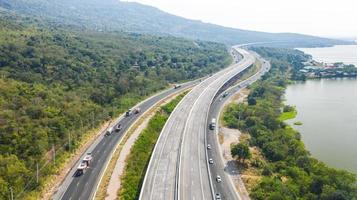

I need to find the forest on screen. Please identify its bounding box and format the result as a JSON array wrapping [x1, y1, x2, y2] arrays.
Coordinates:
[[0, 12, 231, 198], [224, 47, 357, 199]]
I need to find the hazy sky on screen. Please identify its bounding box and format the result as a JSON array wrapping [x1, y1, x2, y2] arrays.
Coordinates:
[[126, 0, 357, 39]]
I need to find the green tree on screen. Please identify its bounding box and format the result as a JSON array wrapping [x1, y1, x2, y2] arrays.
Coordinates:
[[231, 143, 251, 163]]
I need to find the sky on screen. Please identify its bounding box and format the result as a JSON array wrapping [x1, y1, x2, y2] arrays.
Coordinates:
[[126, 0, 357, 39]]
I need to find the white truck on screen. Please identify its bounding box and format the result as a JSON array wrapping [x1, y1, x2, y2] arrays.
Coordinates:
[[134, 107, 141, 114], [76, 153, 93, 176], [105, 126, 114, 136]]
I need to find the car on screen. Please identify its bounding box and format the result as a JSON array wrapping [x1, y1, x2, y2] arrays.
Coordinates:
[[209, 118, 216, 130], [209, 158, 214, 164], [115, 124, 122, 132], [222, 92, 229, 98], [125, 109, 132, 117], [207, 144, 211, 150], [215, 193, 221, 200], [216, 175, 222, 183]]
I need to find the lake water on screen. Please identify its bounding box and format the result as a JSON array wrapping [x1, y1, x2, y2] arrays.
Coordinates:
[[298, 45, 357, 66], [285, 78, 357, 174]]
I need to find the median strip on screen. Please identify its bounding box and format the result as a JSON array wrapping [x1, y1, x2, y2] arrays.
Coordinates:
[[95, 90, 188, 200]]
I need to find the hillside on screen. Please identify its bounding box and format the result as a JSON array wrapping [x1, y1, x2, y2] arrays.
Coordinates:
[[0, 14, 231, 199], [0, 0, 353, 47]]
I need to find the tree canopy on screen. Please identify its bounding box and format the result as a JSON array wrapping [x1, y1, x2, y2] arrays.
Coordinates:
[[224, 47, 357, 199], [0, 13, 231, 199]]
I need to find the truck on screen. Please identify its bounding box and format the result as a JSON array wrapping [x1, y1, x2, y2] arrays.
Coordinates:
[[76, 162, 87, 176], [174, 84, 181, 89], [76, 152, 93, 176], [105, 126, 114, 136], [82, 153, 93, 166], [209, 118, 216, 130], [134, 107, 141, 114]]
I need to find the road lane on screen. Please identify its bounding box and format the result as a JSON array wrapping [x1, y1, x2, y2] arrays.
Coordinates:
[[140, 47, 255, 200], [53, 80, 199, 200], [207, 52, 271, 200], [179, 48, 255, 200]]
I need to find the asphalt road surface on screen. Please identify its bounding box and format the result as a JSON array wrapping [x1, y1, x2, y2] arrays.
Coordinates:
[[139, 47, 255, 200], [207, 53, 271, 200], [52, 80, 199, 200]]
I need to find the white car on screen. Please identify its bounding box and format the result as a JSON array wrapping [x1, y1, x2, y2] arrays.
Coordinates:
[[207, 144, 211, 150], [216, 175, 222, 183], [215, 193, 221, 200], [209, 158, 214, 164]]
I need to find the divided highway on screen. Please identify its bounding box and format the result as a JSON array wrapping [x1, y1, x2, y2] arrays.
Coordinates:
[[52, 80, 199, 200], [207, 53, 271, 200], [140, 47, 256, 200]]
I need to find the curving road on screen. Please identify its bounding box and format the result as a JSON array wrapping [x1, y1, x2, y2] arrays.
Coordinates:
[[207, 52, 271, 200], [52, 80, 200, 200], [139, 47, 256, 200]]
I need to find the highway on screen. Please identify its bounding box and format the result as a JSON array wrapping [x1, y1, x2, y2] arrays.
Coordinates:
[[139, 47, 256, 200], [52, 80, 199, 200], [207, 53, 271, 200]]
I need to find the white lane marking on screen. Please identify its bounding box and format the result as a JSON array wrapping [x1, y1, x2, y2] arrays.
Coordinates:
[[180, 51, 254, 200]]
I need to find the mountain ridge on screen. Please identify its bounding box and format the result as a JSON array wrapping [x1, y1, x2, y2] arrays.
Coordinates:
[[0, 0, 354, 47]]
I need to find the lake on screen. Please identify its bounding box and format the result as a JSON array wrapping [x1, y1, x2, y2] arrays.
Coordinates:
[[285, 78, 357, 174], [298, 45, 357, 66]]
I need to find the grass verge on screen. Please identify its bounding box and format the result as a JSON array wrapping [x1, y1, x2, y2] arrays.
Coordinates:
[[278, 110, 297, 121], [117, 92, 187, 200], [95, 90, 188, 200]]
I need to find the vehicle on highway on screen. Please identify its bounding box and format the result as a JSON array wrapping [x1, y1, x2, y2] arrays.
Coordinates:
[[216, 175, 222, 183], [215, 193, 222, 200], [134, 107, 141, 114], [209, 158, 214, 164], [76, 162, 87, 176], [76, 153, 92, 176], [222, 92, 229, 98], [207, 144, 211, 150], [174, 84, 181, 89], [125, 109, 132, 117], [115, 124, 122, 132], [209, 118, 216, 130], [105, 126, 114, 136], [83, 152, 93, 166]]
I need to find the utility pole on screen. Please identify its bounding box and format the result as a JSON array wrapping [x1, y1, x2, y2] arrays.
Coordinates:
[[68, 132, 71, 152], [36, 163, 39, 184], [80, 119, 83, 131], [52, 144, 56, 165], [9, 187, 13, 200], [91, 112, 95, 128]]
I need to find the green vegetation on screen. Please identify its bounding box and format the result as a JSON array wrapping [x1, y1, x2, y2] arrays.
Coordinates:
[[0, 13, 231, 199], [294, 121, 303, 126], [278, 105, 297, 121], [224, 47, 357, 199], [231, 143, 251, 163], [119, 92, 186, 200]]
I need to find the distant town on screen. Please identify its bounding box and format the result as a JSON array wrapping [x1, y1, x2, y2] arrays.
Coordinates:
[[300, 60, 357, 78]]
